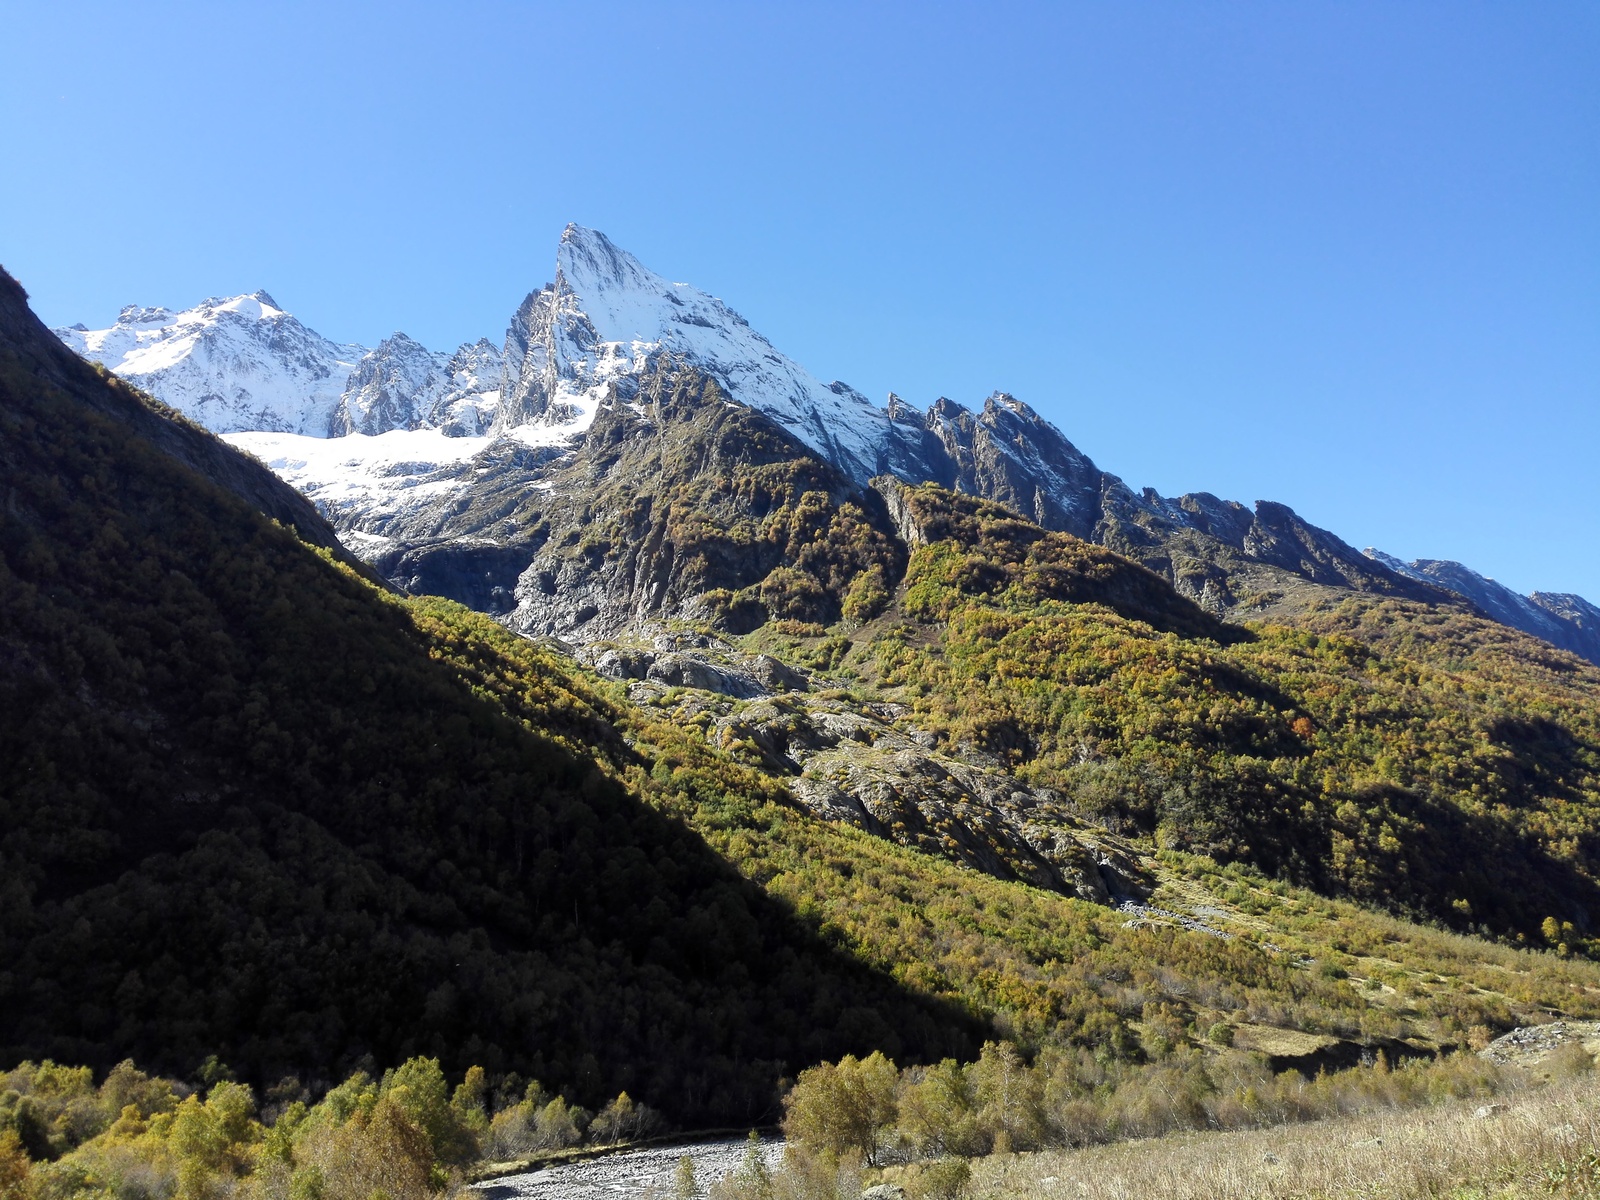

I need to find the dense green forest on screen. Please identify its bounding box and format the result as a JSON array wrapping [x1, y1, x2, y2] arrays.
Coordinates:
[[0, 1054, 651, 1200], [0, 1039, 1557, 1200]]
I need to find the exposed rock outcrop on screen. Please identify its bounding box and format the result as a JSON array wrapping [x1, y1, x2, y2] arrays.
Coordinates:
[[1480, 1021, 1600, 1068], [595, 632, 1152, 905]]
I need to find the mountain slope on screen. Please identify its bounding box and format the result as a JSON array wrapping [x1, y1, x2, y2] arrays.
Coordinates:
[[54, 226, 1595, 664], [4, 277, 350, 559], [261, 231, 1491, 633], [0, 265, 974, 1117], [369, 356, 909, 639], [826, 482, 1600, 938], [17, 264, 1600, 1111], [1368, 549, 1600, 667]]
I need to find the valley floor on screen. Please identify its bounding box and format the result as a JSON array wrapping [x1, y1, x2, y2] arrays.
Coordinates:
[[955, 1073, 1600, 1200], [476, 1136, 784, 1200]]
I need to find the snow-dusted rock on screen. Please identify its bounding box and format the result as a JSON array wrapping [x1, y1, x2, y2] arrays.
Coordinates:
[[333, 333, 449, 436], [330, 334, 500, 437], [436, 339, 503, 435], [52, 227, 1600, 663], [58, 297, 501, 444]]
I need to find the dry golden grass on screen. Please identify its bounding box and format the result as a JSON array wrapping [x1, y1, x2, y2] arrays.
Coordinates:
[[1228, 1025, 1341, 1058], [968, 1073, 1600, 1199]]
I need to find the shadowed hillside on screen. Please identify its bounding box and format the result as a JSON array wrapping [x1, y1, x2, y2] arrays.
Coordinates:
[[0, 267, 977, 1122]]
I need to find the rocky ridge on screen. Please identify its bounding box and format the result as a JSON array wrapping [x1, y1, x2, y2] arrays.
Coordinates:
[[57, 294, 500, 440], [333, 334, 502, 437], [1367, 550, 1600, 667], [51, 225, 1596, 664]]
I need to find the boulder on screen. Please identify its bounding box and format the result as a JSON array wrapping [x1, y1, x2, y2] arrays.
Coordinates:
[[646, 653, 766, 699], [750, 653, 808, 693]]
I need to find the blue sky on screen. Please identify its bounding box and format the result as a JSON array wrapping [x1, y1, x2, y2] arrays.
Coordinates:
[[3, 1, 1596, 597]]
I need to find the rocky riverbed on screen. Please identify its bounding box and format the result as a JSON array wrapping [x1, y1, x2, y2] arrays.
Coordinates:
[[475, 1136, 784, 1199]]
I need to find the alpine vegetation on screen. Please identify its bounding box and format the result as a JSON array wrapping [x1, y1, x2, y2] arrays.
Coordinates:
[[7, 220, 1600, 1200]]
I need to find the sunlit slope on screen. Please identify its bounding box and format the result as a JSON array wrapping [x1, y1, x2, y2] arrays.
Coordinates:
[[834, 483, 1600, 941]]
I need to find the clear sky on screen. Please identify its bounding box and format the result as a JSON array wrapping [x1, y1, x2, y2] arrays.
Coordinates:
[[3, 1, 1596, 598]]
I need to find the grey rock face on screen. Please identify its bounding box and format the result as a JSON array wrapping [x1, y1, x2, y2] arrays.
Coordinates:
[[875, 392, 1451, 620], [707, 687, 1149, 903], [786, 734, 1148, 904], [872, 391, 1106, 539], [333, 334, 504, 437], [332, 333, 447, 436], [436, 339, 504, 435], [590, 647, 654, 682], [375, 538, 539, 615], [1222, 499, 1412, 592], [577, 638, 809, 703], [646, 652, 767, 698], [581, 632, 1148, 905], [497, 277, 586, 431], [925, 392, 1106, 539], [471, 359, 908, 643], [750, 654, 808, 693], [1531, 593, 1600, 664], [1479, 1020, 1600, 1067]]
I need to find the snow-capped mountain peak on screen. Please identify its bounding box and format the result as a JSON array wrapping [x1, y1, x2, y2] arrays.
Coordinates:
[[210, 290, 285, 320], [333, 333, 448, 437], [497, 224, 897, 479], [56, 291, 367, 435], [47, 226, 1600, 663]]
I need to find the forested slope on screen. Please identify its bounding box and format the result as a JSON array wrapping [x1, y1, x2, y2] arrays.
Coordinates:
[[843, 483, 1600, 939], [0, 267, 975, 1122]]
